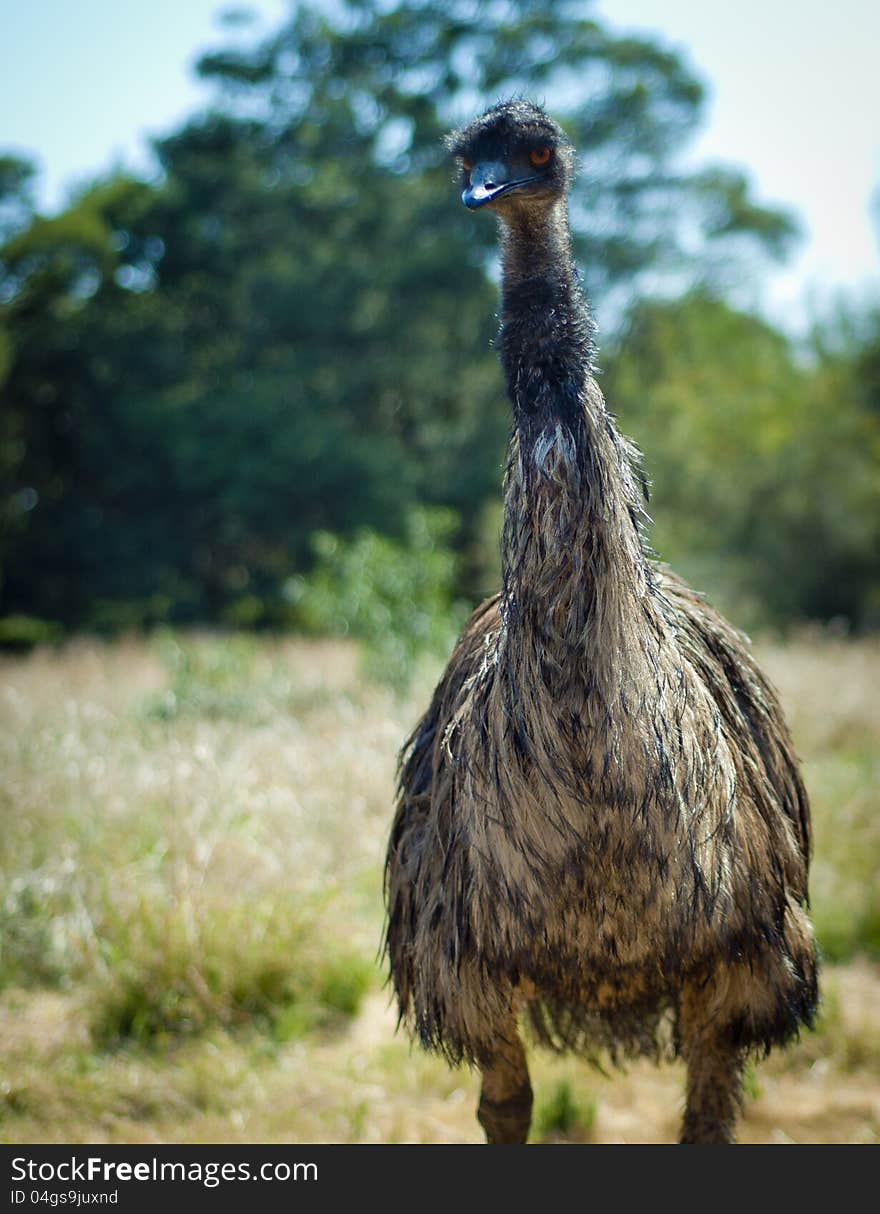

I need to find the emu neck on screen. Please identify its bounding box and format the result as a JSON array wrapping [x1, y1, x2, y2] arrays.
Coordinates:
[[499, 204, 576, 303], [496, 201, 652, 707]]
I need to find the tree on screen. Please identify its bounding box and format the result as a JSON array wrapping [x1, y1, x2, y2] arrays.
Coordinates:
[[0, 174, 194, 626], [604, 291, 880, 628], [196, 0, 797, 305], [1, 1, 808, 631]]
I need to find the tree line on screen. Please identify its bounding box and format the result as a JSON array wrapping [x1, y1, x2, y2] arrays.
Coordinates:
[[1, 0, 878, 646]]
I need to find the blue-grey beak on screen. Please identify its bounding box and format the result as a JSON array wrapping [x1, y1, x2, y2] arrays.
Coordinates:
[[462, 161, 536, 209]]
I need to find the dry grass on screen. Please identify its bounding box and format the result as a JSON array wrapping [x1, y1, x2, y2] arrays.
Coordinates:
[[759, 633, 880, 960], [0, 630, 877, 1144]]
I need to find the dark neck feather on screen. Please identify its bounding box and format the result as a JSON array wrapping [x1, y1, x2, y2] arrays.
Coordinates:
[[496, 201, 653, 703]]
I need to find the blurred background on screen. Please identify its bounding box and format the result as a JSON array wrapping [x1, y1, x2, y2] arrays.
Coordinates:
[[1, 0, 878, 1144]]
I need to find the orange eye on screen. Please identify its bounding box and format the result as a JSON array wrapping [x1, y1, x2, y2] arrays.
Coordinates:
[[530, 146, 551, 167], [462, 157, 474, 172]]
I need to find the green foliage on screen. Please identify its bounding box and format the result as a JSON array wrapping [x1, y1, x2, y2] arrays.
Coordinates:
[[604, 291, 880, 629], [533, 1078, 597, 1141], [818, 904, 880, 965], [0, 614, 62, 652], [88, 896, 372, 1048], [0, 0, 813, 636], [0, 155, 37, 243], [810, 749, 880, 962], [146, 633, 270, 722], [290, 508, 467, 687], [0, 819, 374, 1045]]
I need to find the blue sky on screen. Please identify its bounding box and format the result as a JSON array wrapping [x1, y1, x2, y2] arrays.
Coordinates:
[[3, 0, 878, 332]]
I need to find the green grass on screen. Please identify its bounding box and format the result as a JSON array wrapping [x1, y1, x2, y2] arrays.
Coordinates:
[[88, 895, 372, 1047], [143, 631, 335, 723], [758, 635, 880, 963], [0, 634, 387, 1055], [533, 1079, 597, 1142]]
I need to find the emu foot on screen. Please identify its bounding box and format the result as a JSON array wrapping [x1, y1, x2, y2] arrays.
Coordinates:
[[477, 1082, 533, 1144]]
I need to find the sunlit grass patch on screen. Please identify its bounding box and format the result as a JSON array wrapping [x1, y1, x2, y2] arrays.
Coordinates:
[[759, 635, 880, 963], [533, 1078, 597, 1142], [779, 965, 880, 1076], [143, 632, 341, 724], [0, 858, 83, 988], [0, 634, 386, 1055], [0, 762, 375, 1048], [88, 894, 372, 1047], [0, 848, 373, 1048], [0, 999, 264, 1140], [807, 753, 880, 961]]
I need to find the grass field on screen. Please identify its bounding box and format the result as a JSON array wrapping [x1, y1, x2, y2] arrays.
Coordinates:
[[1, 631, 878, 1144]]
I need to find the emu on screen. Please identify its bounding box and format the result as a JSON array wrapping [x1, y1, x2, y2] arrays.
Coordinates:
[[384, 101, 817, 1145]]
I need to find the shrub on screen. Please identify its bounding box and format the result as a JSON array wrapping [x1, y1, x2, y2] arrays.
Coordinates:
[[0, 615, 62, 652], [88, 894, 372, 1048], [287, 507, 468, 688]]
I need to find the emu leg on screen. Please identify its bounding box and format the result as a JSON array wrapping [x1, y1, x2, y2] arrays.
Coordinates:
[[477, 1026, 532, 1144], [678, 980, 744, 1144]]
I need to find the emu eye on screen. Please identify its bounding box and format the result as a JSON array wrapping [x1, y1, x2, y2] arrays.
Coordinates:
[[462, 157, 474, 172], [529, 146, 551, 167]]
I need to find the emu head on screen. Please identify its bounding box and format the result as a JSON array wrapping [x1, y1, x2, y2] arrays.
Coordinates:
[[447, 100, 575, 217]]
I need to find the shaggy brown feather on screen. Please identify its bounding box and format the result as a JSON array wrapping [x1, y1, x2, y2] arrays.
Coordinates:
[[383, 101, 817, 1143]]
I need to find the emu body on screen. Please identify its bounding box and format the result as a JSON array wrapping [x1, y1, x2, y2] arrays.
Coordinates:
[[384, 102, 817, 1144]]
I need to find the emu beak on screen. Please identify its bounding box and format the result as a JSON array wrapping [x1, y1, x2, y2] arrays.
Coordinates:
[[462, 161, 536, 209]]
